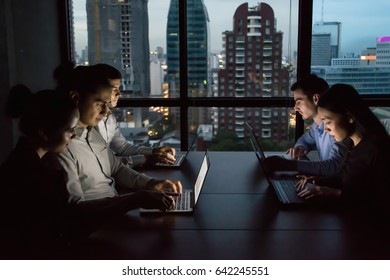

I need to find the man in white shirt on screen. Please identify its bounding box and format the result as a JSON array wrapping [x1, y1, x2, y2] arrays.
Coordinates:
[[94, 63, 176, 167], [56, 66, 181, 217]]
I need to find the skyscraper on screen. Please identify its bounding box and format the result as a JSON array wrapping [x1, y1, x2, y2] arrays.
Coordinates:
[[376, 36, 390, 66], [166, 0, 210, 132], [313, 21, 341, 59], [312, 37, 390, 94], [311, 33, 332, 66], [216, 2, 290, 141], [69, 0, 76, 61], [150, 53, 163, 97], [86, 0, 150, 96]]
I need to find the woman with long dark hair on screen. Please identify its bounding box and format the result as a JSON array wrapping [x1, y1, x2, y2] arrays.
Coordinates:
[[1, 87, 79, 259], [297, 84, 390, 216]]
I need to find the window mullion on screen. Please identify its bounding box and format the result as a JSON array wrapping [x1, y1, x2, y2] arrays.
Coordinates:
[[295, 0, 314, 141], [179, 0, 189, 150]]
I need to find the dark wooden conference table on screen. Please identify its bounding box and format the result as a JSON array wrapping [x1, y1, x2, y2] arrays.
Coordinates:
[[86, 152, 390, 259]]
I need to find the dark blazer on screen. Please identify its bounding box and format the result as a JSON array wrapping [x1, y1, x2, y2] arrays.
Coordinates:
[[0, 137, 70, 259], [341, 136, 390, 216]]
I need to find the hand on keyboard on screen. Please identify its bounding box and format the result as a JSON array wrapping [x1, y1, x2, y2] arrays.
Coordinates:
[[297, 185, 341, 200], [146, 146, 177, 165], [137, 190, 176, 211], [295, 175, 316, 191]]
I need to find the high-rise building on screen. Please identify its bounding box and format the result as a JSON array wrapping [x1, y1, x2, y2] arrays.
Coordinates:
[[216, 2, 290, 141], [131, 0, 150, 96], [376, 36, 390, 66], [86, 0, 150, 96], [155, 46, 164, 60], [312, 37, 390, 94], [166, 0, 210, 132], [311, 33, 331, 66], [313, 21, 341, 59], [79, 46, 89, 65], [312, 64, 390, 94], [150, 52, 163, 97], [69, 0, 76, 60], [210, 53, 223, 133]]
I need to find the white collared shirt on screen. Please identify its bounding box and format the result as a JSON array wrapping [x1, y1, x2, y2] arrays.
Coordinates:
[[97, 111, 154, 166], [57, 125, 152, 203]]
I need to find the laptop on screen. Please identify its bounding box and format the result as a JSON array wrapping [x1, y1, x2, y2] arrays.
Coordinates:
[[245, 121, 313, 205], [154, 134, 197, 168], [141, 151, 210, 213], [245, 121, 291, 160]]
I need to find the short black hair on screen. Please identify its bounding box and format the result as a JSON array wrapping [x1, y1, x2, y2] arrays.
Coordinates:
[[54, 63, 112, 98], [72, 66, 112, 97], [93, 63, 122, 80], [290, 74, 329, 99]]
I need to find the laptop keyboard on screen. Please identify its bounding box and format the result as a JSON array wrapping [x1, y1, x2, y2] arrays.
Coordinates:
[[174, 154, 184, 165], [155, 154, 184, 166], [174, 191, 191, 210], [273, 180, 303, 203]]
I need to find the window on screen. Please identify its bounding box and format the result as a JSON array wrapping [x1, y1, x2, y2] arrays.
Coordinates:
[[371, 107, 390, 135], [72, 0, 373, 150], [110, 106, 180, 149], [208, 107, 294, 151], [311, 0, 390, 96], [262, 128, 271, 138]]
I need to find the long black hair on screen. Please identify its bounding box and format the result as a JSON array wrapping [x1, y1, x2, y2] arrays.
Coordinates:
[[318, 84, 390, 145]]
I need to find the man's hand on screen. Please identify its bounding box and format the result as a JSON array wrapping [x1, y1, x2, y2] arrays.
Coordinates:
[[148, 179, 183, 194], [286, 146, 308, 160], [297, 185, 341, 200], [145, 146, 176, 165], [136, 190, 177, 211]]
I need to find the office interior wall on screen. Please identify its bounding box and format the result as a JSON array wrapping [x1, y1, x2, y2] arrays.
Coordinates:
[[0, 0, 62, 163]]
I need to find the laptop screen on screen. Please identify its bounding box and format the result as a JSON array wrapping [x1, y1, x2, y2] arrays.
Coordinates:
[[180, 133, 198, 156], [194, 153, 209, 205], [245, 121, 266, 159], [244, 121, 276, 185]]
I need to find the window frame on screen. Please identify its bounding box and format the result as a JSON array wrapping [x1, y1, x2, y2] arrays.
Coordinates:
[[61, 0, 390, 150]]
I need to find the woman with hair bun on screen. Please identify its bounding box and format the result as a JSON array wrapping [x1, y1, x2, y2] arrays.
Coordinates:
[[0, 86, 79, 259]]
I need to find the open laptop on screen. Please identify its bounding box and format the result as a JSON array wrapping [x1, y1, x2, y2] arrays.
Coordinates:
[[245, 121, 291, 160], [141, 151, 210, 213], [154, 134, 197, 168], [245, 121, 313, 205]]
